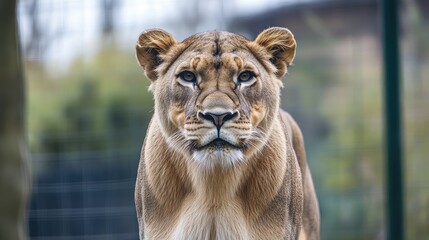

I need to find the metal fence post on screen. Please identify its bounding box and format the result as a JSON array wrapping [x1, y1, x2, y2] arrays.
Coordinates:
[[381, 0, 404, 239]]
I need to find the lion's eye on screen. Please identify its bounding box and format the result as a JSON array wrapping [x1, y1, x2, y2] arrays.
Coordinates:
[[238, 71, 254, 82], [179, 71, 197, 82]]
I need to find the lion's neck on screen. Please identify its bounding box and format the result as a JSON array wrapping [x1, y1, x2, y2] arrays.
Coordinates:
[[188, 163, 245, 205], [170, 163, 250, 240]]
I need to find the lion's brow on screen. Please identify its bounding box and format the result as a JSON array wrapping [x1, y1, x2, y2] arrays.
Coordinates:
[[158, 40, 196, 76]]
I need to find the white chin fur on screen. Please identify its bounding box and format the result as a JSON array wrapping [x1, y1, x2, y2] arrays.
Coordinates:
[[192, 149, 244, 169]]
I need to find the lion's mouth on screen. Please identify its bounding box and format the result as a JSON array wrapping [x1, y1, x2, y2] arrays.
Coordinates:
[[197, 138, 240, 150]]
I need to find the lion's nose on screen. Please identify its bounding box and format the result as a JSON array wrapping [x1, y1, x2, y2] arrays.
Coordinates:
[[198, 111, 238, 128]]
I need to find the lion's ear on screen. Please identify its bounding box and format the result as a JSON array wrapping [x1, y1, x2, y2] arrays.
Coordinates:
[[136, 29, 177, 81], [255, 27, 296, 78]]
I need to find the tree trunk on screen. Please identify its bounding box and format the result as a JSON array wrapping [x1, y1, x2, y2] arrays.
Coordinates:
[[0, 1, 30, 240]]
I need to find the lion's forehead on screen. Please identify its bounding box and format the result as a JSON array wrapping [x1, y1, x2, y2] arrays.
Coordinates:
[[162, 31, 268, 75], [181, 31, 249, 51]]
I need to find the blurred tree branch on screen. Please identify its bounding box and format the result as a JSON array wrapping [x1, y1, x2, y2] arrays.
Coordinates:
[[0, 1, 30, 239], [21, 0, 62, 59], [100, 0, 119, 37], [23, 0, 41, 57]]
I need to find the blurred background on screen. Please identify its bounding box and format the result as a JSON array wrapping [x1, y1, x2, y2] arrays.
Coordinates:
[[17, 0, 429, 239]]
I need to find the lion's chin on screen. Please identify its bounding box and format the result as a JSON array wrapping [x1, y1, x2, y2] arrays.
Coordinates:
[[192, 147, 244, 169]]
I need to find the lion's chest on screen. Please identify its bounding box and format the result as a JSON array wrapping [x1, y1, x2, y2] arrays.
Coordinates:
[[171, 196, 250, 240]]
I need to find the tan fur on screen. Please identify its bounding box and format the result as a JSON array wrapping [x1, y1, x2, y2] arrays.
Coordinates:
[[135, 27, 320, 240]]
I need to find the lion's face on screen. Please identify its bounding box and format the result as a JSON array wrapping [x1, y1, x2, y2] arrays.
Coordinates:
[[136, 28, 296, 168]]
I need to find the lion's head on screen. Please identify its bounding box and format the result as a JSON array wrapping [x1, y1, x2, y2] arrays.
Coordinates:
[[136, 27, 296, 168]]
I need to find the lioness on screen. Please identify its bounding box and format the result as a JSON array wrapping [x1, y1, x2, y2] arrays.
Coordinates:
[[135, 27, 320, 240]]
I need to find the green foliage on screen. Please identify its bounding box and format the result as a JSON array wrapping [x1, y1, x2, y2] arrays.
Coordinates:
[[26, 43, 153, 156]]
